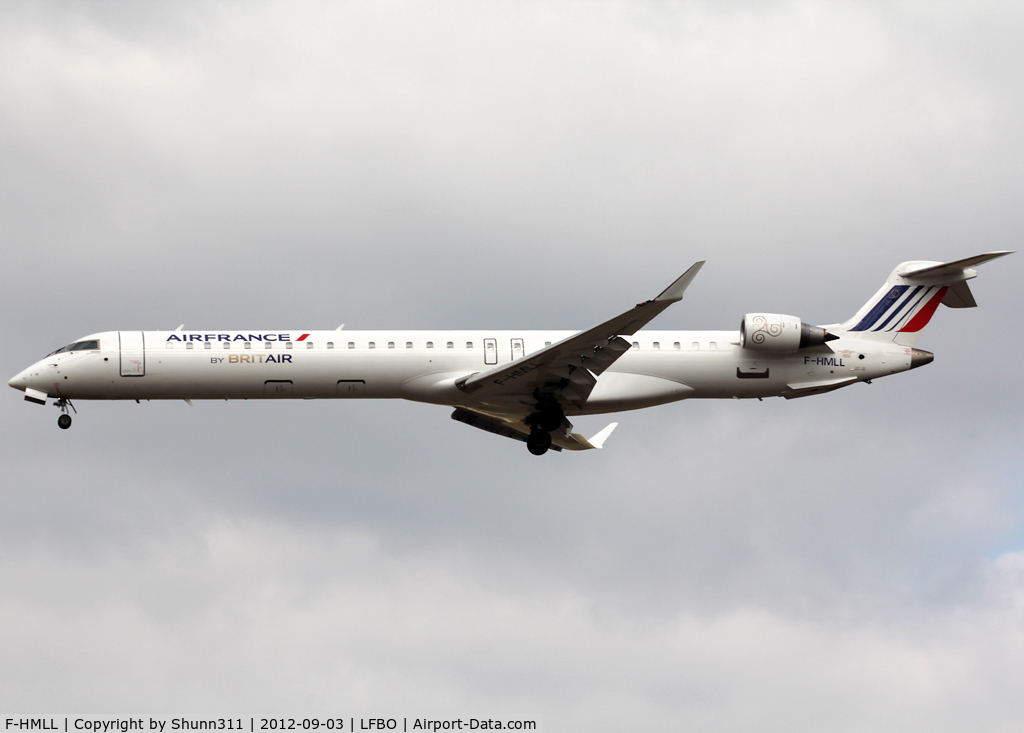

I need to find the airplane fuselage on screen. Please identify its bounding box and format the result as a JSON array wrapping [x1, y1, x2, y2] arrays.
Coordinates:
[[11, 329, 915, 415]]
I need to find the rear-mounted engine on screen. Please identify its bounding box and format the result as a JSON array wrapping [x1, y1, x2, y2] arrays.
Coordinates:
[[740, 313, 838, 353]]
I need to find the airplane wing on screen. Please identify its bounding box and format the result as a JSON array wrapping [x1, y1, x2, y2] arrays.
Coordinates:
[[455, 261, 704, 412], [451, 407, 618, 451]]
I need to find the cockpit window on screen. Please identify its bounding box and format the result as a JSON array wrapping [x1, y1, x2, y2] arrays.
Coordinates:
[[49, 340, 100, 356]]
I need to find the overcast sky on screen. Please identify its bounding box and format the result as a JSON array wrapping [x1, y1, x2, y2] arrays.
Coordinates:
[[1, 1, 1022, 729]]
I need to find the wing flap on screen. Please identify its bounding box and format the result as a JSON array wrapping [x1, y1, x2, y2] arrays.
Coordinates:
[[452, 407, 616, 451], [451, 407, 562, 450], [782, 376, 857, 399]]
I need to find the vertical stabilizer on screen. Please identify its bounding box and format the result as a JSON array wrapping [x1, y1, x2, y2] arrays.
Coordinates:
[[838, 251, 1012, 347]]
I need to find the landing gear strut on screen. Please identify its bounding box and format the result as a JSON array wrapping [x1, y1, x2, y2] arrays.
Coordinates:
[[536, 411, 563, 432], [527, 428, 552, 456], [56, 397, 76, 430], [528, 400, 564, 433]]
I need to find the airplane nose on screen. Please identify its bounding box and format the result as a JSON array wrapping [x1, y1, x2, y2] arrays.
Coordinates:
[[9, 372, 27, 391]]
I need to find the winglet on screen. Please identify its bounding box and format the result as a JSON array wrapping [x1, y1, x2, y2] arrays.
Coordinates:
[[587, 422, 619, 449], [654, 261, 705, 302]]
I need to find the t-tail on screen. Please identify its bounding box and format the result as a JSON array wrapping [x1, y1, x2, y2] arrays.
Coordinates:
[[835, 251, 1013, 347]]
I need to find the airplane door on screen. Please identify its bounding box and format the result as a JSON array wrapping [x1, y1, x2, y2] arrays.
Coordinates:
[[119, 331, 145, 377], [484, 338, 498, 365], [511, 338, 524, 361]]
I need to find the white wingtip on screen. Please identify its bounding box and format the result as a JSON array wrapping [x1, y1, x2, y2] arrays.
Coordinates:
[[174, 324, 184, 332], [588, 422, 619, 449]]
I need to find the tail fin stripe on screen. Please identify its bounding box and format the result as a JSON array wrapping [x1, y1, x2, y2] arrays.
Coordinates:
[[881, 286, 935, 332], [841, 252, 1011, 346], [899, 287, 949, 333], [850, 286, 910, 331], [873, 285, 924, 332]]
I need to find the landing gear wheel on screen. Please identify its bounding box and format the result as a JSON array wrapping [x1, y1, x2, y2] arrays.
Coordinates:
[[57, 414, 72, 430], [527, 429, 552, 456]]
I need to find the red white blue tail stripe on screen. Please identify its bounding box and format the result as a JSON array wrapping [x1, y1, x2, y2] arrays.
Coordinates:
[[850, 285, 949, 333]]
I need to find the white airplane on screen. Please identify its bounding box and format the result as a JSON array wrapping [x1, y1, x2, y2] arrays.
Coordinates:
[[8, 252, 1011, 455]]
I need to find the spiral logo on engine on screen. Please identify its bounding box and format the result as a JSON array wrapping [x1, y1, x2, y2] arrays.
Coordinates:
[[750, 314, 782, 344]]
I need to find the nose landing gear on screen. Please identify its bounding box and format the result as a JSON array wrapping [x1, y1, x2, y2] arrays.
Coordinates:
[[55, 397, 76, 429]]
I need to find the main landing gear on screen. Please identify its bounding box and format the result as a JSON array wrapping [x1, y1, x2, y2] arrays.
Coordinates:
[[525, 401, 564, 456], [56, 397, 76, 429]]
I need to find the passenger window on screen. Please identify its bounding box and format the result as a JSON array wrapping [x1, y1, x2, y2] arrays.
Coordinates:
[[653, 342, 660, 350], [204, 342, 211, 349], [632, 341, 639, 349], [447, 341, 454, 349], [347, 342, 355, 349], [266, 341, 272, 349], [224, 342, 231, 349], [692, 342, 699, 350], [369, 342, 376, 349], [307, 341, 314, 349], [545, 341, 551, 347], [244, 341, 252, 349], [673, 342, 681, 350], [426, 341, 434, 349], [388, 342, 395, 349], [286, 342, 293, 349], [186, 342, 194, 350], [406, 342, 413, 349], [710, 342, 717, 350], [327, 342, 334, 349], [466, 342, 473, 349], [166, 342, 174, 349]]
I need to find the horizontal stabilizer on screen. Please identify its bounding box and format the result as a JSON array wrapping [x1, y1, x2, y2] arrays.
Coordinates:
[[900, 251, 1013, 280]]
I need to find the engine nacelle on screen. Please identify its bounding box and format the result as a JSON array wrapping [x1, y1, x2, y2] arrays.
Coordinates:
[[740, 313, 837, 353]]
